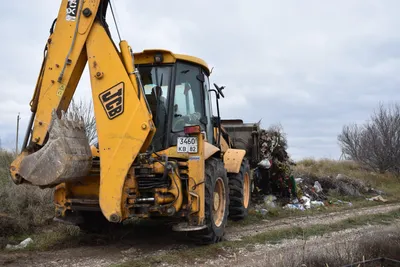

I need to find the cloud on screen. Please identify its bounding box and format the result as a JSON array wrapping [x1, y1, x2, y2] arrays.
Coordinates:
[[1, 0, 400, 160]]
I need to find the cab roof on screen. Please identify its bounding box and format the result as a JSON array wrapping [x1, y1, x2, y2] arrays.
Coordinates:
[[133, 49, 210, 74]]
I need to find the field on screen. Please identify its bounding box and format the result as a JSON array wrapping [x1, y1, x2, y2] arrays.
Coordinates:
[[1, 150, 399, 267]]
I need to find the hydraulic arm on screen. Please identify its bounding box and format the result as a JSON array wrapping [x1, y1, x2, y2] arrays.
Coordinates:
[[10, 0, 156, 221]]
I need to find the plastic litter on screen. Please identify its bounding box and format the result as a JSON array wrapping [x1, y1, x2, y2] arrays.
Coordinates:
[[310, 200, 325, 207], [367, 195, 388, 203], [295, 178, 303, 183], [300, 196, 311, 209], [263, 195, 277, 208], [260, 209, 268, 215], [258, 158, 271, 169], [313, 181, 323, 193], [330, 199, 352, 206], [6, 237, 33, 250], [284, 203, 305, 211]]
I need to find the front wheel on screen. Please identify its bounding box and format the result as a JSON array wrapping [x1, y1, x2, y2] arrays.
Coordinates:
[[189, 157, 229, 244], [228, 159, 251, 221]]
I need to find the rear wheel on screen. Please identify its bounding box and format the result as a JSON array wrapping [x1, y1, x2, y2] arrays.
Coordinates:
[[189, 157, 229, 244], [228, 159, 251, 220]]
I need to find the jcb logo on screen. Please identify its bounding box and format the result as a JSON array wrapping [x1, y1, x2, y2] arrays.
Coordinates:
[[99, 82, 124, 120]]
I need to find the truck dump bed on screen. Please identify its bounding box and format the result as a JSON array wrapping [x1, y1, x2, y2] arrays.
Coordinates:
[[221, 119, 261, 168]]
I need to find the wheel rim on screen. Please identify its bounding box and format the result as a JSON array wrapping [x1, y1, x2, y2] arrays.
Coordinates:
[[243, 172, 250, 208], [213, 177, 226, 227]]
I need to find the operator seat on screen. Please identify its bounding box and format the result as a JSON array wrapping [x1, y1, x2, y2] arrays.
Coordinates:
[[146, 87, 167, 151]]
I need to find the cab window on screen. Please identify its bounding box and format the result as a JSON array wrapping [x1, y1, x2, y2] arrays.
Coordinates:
[[172, 62, 204, 132]]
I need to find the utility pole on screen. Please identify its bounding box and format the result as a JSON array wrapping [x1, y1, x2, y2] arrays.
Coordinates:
[[16, 113, 20, 154]]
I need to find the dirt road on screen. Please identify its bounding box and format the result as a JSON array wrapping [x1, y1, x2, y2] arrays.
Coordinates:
[[1, 203, 399, 267]]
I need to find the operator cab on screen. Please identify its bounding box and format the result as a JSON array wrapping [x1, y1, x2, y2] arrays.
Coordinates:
[[134, 50, 214, 152]]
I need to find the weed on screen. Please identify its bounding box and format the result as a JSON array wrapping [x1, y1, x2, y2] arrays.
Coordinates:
[[0, 150, 54, 239]]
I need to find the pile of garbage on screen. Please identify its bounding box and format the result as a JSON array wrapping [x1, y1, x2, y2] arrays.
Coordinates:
[[251, 125, 389, 213], [258, 125, 295, 179], [283, 176, 355, 211], [302, 174, 367, 197], [254, 172, 388, 213], [252, 125, 296, 201]]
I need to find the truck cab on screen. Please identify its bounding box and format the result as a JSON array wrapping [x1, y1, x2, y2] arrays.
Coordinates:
[[134, 50, 215, 152]]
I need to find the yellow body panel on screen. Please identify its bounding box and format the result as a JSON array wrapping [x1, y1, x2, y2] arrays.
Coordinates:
[[213, 127, 230, 153], [90, 145, 100, 158], [223, 149, 246, 173], [187, 133, 206, 224], [86, 22, 155, 222], [204, 141, 220, 160]]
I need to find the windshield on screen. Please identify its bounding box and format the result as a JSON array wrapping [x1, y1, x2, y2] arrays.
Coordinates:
[[138, 65, 172, 151], [172, 62, 205, 132]]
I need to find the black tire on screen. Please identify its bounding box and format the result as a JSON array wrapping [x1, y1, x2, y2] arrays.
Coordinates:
[[228, 159, 251, 221], [189, 157, 229, 245]]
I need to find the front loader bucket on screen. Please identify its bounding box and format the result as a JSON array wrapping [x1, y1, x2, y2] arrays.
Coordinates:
[[18, 110, 92, 187]]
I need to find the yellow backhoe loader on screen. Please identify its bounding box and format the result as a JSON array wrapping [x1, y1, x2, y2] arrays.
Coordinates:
[[9, 0, 253, 244]]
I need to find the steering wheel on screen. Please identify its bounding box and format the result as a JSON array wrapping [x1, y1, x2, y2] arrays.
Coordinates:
[[173, 116, 187, 131], [172, 112, 202, 131]]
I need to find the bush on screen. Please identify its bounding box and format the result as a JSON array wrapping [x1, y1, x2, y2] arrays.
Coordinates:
[[338, 102, 400, 175], [0, 150, 54, 237]]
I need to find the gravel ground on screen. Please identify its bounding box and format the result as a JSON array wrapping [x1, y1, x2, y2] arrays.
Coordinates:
[[1, 203, 399, 267]]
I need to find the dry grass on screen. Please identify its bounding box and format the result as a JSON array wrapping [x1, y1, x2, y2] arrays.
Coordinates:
[[0, 150, 54, 242], [262, 227, 400, 267]]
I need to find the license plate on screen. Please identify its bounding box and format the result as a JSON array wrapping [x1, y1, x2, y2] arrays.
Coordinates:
[[177, 137, 198, 153]]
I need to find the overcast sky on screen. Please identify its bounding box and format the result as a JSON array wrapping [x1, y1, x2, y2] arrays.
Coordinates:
[[1, 0, 399, 161]]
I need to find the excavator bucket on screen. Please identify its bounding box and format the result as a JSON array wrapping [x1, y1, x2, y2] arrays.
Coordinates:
[[18, 110, 92, 187]]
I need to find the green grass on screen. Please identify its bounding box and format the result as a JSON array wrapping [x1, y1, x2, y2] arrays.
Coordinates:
[[2, 224, 81, 252], [115, 209, 400, 267]]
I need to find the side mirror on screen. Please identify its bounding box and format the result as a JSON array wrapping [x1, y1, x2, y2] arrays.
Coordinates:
[[213, 83, 225, 98]]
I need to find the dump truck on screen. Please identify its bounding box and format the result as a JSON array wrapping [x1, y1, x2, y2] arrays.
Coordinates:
[[9, 0, 268, 244]]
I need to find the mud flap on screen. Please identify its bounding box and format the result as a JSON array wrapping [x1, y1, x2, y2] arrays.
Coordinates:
[[18, 110, 92, 187]]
